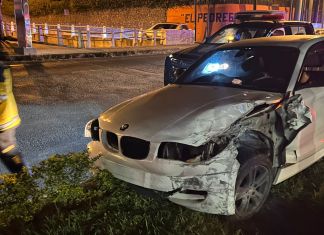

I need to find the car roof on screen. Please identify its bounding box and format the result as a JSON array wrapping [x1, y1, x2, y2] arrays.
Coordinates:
[[217, 35, 324, 50], [154, 23, 184, 25], [227, 20, 311, 26], [281, 21, 311, 24], [225, 21, 280, 27], [221, 21, 313, 31]]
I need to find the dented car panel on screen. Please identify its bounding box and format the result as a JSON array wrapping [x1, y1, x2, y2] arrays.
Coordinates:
[[99, 85, 282, 146], [87, 36, 324, 216], [88, 140, 240, 214]]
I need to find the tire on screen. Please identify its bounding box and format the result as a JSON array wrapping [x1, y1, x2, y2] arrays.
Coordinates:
[[234, 155, 273, 220]]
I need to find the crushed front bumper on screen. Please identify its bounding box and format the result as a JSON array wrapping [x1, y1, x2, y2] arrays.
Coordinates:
[[87, 141, 239, 215]]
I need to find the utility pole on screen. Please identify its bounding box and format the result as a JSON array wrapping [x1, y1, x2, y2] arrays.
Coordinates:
[[294, 0, 303, 21], [194, 0, 197, 41], [322, 0, 324, 27], [289, 0, 294, 20], [307, 0, 313, 22], [207, 0, 210, 37], [14, 0, 36, 54], [0, 0, 3, 39]]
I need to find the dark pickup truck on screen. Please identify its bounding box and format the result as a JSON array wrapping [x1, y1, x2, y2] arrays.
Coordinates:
[[164, 11, 315, 85]]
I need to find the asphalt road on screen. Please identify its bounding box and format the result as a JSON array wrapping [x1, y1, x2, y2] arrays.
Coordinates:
[[0, 55, 165, 173]]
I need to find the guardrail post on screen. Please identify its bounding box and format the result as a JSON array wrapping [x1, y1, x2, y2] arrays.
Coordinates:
[[77, 30, 83, 48], [153, 30, 157, 46], [5, 23, 10, 36], [44, 23, 49, 35], [120, 26, 124, 46], [10, 21, 14, 36], [71, 24, 76, 37], [133, 29, 138, 46], [111, 29, 115, 47], [57, 24, 63, 46], [86, 25, 91, 48], [2, 22, 6, 37], [139, 28, 143, 45], [38, 25, 44, 43], [102, 26, 107, 39], [32, 22, 36, 34], [5, 23, 10, 37]]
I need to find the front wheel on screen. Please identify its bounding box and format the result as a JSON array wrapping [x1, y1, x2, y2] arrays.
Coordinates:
[[234, 156, 273, 220]]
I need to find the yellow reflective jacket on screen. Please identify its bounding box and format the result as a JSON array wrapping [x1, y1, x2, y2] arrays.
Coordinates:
[[0, 66, 21, 131]]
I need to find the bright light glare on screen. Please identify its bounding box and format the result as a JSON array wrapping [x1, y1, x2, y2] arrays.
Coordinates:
[[202, 63, 229, 74], [226, 34, 235, 42]]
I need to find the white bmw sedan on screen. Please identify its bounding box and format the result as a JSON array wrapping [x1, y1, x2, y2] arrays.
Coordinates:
[[86, 35, 324, 219]]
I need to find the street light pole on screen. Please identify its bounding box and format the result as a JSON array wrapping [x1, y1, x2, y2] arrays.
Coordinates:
[[294, 0, 302, 21], [289, 0, 294, 20], [308, 0, 313, 22], [194, 0, 197, 41], [322, 0, 324, 27], [253, 0, 257, 10], [0, 0, 3, 39]]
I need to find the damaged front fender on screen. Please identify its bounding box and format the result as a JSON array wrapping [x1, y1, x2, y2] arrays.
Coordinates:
[[276, 94, 312, 143]]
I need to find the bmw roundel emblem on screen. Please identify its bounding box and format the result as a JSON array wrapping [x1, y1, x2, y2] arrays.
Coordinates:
[[120, 124, 129, 131]]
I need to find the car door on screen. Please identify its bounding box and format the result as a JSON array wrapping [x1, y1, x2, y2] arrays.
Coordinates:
[[286, 42, 324, 162]]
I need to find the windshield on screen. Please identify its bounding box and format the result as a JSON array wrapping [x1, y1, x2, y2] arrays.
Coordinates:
[[152, 24, 178, 30], [176, 47, 300, 93], [207, 26, 269, 44]]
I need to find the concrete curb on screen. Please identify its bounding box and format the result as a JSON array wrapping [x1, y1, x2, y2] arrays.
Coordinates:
[[1, 46, 191, 63]]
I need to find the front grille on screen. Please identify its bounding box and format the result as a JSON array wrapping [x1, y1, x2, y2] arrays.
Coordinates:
[[106, 131, 119, 150], [120, 136, 150, 160]]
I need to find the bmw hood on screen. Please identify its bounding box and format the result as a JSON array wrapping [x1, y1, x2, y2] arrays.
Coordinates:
[[99, 85, 282, 146]]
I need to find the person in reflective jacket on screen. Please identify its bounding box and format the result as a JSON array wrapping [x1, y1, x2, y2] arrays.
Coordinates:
[[0, 62, 25, 173]]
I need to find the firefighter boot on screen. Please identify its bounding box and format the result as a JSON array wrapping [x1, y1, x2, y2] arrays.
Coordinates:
[[0, 150, 26, 173]]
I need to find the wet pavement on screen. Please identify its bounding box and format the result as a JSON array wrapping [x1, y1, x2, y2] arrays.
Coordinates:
[[1, 54, 164, 172]]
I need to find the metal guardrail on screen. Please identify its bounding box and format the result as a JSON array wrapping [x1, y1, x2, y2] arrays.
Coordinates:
[[1, 22, 195, 48]]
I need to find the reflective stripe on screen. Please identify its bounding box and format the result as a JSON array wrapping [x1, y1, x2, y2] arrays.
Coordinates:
[[0, 95, 7, 101], [1, 144, 15, 154], [0, 115, 20, 131]]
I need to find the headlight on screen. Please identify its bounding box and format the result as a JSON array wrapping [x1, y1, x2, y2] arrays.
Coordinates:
[[84, 119, 99, 141], [158, 136, 229, 163]]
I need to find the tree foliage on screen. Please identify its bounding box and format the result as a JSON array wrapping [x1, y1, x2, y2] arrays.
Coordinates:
[[1, 0, 291, 16]]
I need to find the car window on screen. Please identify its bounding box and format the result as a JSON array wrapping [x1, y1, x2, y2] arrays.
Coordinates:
[[269, 28, 285, 36], [207, 26, 268, 43], [291, 26, 307, 35], [297, 42, 324, 89], [176, 46, 300, 93], [153, 24, 178, 30], [181, 25, 189, 30]]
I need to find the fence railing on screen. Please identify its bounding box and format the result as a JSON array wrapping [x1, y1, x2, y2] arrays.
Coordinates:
[[2, 22, 195, 48]]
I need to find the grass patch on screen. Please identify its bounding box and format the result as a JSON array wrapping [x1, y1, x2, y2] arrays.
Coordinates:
[[0, 153, 232, 235], [0, 153, 323, 234]]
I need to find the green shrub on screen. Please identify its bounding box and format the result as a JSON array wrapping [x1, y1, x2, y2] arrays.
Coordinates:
[[0, 152, 323, 234], [0, 153, 231, 234]]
